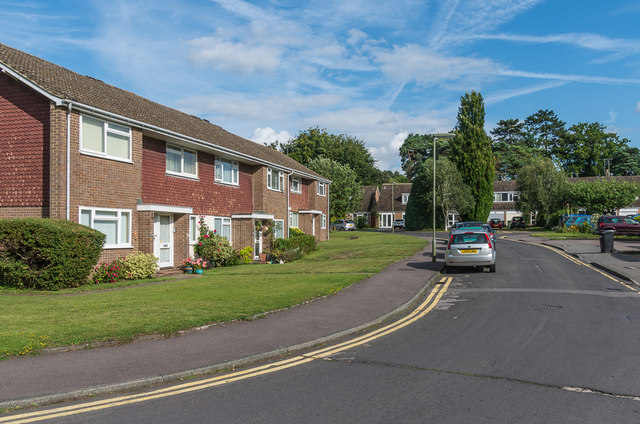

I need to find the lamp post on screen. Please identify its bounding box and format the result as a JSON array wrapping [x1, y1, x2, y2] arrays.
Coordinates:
[[431, 133, 455, 263]]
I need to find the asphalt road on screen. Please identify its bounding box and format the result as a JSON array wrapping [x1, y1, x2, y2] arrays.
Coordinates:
[[8, 237, 640, 423]]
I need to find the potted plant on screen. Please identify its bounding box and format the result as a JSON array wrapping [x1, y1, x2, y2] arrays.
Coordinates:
[[183, 258, 207, 274]]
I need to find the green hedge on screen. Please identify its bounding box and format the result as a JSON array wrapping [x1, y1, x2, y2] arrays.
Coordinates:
[[0, 218, 105, 290], [272, 233, 317, 262]]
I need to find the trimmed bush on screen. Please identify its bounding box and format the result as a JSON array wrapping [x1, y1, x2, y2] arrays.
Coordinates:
[[120, 252, 158, 280], [272, 232, 317, 262], [0, 218, 105, 290]]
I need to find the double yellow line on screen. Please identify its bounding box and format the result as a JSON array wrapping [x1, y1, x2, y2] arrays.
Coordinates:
[[2, 278, 452, 423], [508, 238, 639, 292]]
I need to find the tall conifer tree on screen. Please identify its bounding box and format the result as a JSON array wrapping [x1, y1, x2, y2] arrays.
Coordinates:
[[450, 92, 495, 221]]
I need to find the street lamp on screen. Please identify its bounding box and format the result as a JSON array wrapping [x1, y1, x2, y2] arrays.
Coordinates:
[[431, 133, 455, 263]]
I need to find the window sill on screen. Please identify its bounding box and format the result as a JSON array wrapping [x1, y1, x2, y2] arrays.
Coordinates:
[[215, 180, 239, 187], [267, 187, 284, 193], [166, 171, 199, 181], [103, 244, 134, 250], [80, 150, 133, 164]]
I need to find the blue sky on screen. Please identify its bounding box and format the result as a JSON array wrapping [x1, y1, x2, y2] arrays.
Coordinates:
[[2, 0, 640, 171]]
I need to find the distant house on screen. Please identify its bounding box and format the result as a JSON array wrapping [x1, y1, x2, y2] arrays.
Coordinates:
[[353, 185, 379, 227], [0, 43, 330, 267], [376, 183, 412, 228], [352, 178, 640, 229]]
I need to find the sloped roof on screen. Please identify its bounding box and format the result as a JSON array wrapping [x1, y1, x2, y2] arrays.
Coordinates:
[[377, 183, 412, 212], [357, 185, 378, 212], [0, 43, 327, 182]]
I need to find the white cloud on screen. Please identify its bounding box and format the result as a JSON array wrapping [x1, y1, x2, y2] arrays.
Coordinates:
[[374, 44, 496, 85], [251, 127, 292, 146], [188, 35, 282, 74]]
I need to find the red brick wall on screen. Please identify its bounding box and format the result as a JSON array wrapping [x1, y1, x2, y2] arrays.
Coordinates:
[[253, 167, 288, 222], [289, 178, 309, 211], [0, 73, 50, 211], [142, 136, 253, 215]]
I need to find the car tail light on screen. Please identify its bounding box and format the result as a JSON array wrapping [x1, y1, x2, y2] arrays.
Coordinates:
[[447, 234, 454, 249], [599, 223, 604, 228], [485, 233, 492, 249]]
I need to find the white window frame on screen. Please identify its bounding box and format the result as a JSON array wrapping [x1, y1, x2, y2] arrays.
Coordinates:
[[402, 193, 409, 205], [79, 206, 132, 249], [274, 219, 285, 239], [166, 144, 198, 178], [290, 177, 302, 194], [189, 215, 198, 244], [289, 211, 299, 228], [80, 114, 132, 162], [494, 192, 515, 202], [215, 158, 239, 186], [317, 182, 326, 196], [213, 217, 232, 242], [321, 214, 326, 229], [267, 168, 284, 192]]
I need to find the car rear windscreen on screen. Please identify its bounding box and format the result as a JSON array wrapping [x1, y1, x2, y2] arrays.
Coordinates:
[[452, 234, 486, 244]]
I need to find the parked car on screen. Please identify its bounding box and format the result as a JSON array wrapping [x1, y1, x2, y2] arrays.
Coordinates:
[[564, 214, 592, 228], [332, 219, 356, 231], [597, 216, 640, 235], [510, 216, 526, 229], [449, 221, 484, 234], [444, 230, 496, 273], [489, 218, 503, 229], [393, 219, 405, 229]]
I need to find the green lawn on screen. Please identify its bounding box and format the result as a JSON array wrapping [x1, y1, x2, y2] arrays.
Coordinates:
[[0, 231, 427, 359]]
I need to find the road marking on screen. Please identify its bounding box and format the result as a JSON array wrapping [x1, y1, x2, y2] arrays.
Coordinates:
[[507, 238, 639, 292], [0, 278, 452, 424]]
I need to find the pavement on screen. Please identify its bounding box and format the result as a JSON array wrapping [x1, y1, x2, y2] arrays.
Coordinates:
[[2, 232, 640, 410]]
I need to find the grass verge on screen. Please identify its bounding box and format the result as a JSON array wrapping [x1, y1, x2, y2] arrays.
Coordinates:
[[0, 231, 427, 359]]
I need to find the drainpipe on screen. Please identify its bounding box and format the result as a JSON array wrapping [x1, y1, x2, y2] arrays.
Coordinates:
[[286, 172, 292, 238], [66, 103, 72, 221], [327, 183, 330, 241]]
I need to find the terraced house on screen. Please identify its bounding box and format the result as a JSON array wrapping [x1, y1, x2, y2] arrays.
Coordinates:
[[0, 43, 330, 267]]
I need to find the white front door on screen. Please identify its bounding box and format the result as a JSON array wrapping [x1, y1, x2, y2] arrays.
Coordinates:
[[380, 213, 393, 228], [155, 214, 173, 268]]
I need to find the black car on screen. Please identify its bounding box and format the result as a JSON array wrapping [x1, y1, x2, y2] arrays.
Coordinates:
[[510, 216, 526, 229]]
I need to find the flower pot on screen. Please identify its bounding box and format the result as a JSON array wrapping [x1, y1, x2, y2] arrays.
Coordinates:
[[185, 266, 193, 274], [195, 269, 204, 274]]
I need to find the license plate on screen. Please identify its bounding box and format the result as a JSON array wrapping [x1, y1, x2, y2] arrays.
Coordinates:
[[460, 249, 478, 254]]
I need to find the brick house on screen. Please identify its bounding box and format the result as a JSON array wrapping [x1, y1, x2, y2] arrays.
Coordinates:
[[0, 43, 329, 267], [353, 185, 379, 227], [376, 183, 412, 228]]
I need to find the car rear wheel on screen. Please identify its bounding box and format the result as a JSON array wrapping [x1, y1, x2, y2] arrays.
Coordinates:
[[489, 263, 496, 273]]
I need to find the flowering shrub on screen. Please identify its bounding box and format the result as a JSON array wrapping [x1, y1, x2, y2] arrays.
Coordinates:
[[119, 252, 158, 280], [92, 259, 123, 284], [193, 217, 239, 267], [183, 257, 208, 270]]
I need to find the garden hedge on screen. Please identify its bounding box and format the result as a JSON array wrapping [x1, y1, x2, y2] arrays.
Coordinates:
[[0, 218, 105, 290]]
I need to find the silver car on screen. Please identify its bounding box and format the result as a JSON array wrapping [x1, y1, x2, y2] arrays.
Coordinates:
[[444, 230, 496, 273], [332, 219, 356, 231]]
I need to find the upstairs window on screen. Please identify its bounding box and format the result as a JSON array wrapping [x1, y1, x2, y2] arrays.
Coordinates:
[[402, 193, 409, 205], [494, 192, 515, 202], [291, 177, 302, 193], [80, 115, 131, 161], [166, 145, 197, 178], [317, 182, 326, 196], [215, 158, 239, 185], [268, 168, 284, 191]]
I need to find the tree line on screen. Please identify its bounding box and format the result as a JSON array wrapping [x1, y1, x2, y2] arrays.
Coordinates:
[[268, 92, 639, 228]]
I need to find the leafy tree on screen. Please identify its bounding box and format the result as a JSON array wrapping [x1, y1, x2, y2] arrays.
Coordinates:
[[381, 170, 409, 183], [449, 91, 495, 221], [281, 127, 385, 185], [611, 146, 640, 176], [523, 109, 566, 156], [491, 118, 526, 145], [405, 159, 474, 230], [561, 122, 627, 177], [398, 133, 453, 181], [515, 158, 569, 227], [570, 179, 640, 214], [307, 157, 362, 220]]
